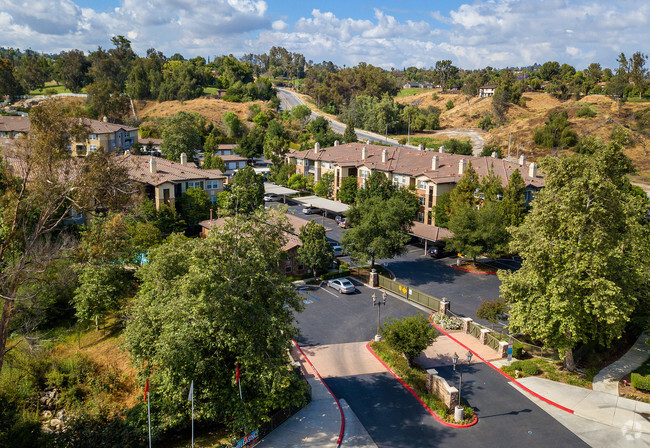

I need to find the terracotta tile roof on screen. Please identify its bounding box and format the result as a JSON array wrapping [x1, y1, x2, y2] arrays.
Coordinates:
[[290, 143, 544, 188], [0, 116, 30, 133], [121, 154, 225, 187]]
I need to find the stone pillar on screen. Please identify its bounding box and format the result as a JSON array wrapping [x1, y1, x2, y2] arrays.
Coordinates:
[[461, 317, 472, 334], [369, 269, 378, 287], [480, 328, 491, 345], [498, 341, 508, 358], [439, 297, 450, 315]]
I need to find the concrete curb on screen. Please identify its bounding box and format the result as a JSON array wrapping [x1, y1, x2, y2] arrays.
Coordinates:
[[427, 314, 575, 415], [366, 341, 479, 428], [292, 340, 346, 447]]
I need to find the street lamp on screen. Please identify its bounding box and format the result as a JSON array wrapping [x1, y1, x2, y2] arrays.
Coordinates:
[[385, 120, 398, 143], [372, 292, 387, 341], [451, 350, 473, 422]]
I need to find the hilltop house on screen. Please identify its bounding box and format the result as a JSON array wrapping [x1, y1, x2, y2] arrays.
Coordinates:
[[479, 84, 497, 98], [123, 153, 226, 209], [287, 142, 543, 227]]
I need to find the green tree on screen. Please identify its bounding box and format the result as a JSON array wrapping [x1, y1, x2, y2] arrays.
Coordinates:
[[219, 166, 264, 215], [432, 191, 452, 228], [222, 111, 243, 138], [297, 221, 334, 279], [449, 161, 480, 212], [203, 152, 226, 172], [125, 210, 307, 431], [73, 264, 129, 330], [314, 172, 334, 198], [342, 188, 419, 268], [499, 145, 650, 370], [161, 111, 202, 162], [501, 170, 527, 227], [382, 314, 437, 366], [291, 104, 312, 125], [629, 51, 648, 98], [343, 122, 358, 143], [177, 187, 212, 226], [338, 176, 358, 204], [0, 58, 23, 96], [476, 298, 508, 330], [236, 125, 265, 158], [533, 110, 578, 149]]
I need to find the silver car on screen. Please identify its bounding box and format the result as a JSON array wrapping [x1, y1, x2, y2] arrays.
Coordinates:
[[327, 278, 356, 294]]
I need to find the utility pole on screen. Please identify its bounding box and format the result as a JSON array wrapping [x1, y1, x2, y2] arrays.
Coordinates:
[[508, 132, 512, 161]]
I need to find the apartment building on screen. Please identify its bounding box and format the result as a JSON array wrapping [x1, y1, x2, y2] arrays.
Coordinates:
[[288, 142, 544, 226]]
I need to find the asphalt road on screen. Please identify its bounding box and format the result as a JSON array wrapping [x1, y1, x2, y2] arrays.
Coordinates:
[[277, 88, 401, 146], [294, 285, 589, 448]]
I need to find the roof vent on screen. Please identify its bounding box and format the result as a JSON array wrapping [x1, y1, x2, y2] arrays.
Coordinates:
[[102, 116, 108, 123], [362, 146, 367, 160], [432, 155, 439, 171], [459, 159, 466, 175], [382, 148, 388, 163], [149, 156, 157, 174], [529, 162, 538, 178], [334, 140, 339, 146], [314, 142, 320, 154]]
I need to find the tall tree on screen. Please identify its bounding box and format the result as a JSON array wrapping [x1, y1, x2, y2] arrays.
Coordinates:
[[54, 50, 90, 93], [499, 144, 650, 370], [177, 186, 212, 226], [629, 51, 648, 98], [125, 210, 307, 431], [338, 176, 358, 204], [297, 221, 334, 279], [343, 121, 358, 143], [161, 111, 203, 162], [219, 166, 264, 216], [0, 58, 23, 96]]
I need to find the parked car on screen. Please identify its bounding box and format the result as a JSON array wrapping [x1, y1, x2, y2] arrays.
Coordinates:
[[264, 193, 279, 202], [428, 243, 454, 259], [336, 216, 350, 228], [303, 206, 319, 214], [332, 245, 344, 257], [327, 278, 356, 294]]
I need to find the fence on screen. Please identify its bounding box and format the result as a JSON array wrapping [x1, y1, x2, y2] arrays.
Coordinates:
[[350, 267, 370, 284], [377, 275, 442, 311], [484, 332, 502, 352]]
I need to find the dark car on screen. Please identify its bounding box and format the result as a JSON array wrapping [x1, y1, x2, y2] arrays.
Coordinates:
[[428, 244, 453, 258]]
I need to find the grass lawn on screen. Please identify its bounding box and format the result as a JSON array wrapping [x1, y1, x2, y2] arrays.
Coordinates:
[[501, 357, 596, 388], [404, 136, 446, 148], [203, 87, 219, 95], [396, 88, 437, 98]]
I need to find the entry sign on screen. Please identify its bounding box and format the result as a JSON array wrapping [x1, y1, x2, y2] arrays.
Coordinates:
[[507, 340, 513, 365]]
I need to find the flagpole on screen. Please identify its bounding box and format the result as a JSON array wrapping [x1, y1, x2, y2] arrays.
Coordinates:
[[147, 391, 151, 448]]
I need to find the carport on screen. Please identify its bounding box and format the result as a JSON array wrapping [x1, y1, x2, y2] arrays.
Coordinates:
[[264, 183, 298, 203], [409, 222, 453, 255], [292, 195, 350, 217]]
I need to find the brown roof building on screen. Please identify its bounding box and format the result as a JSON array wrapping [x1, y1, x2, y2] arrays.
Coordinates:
[[0, 116, 30, 138], [287, 142, 544, 227], [123, 154, 226, 210]]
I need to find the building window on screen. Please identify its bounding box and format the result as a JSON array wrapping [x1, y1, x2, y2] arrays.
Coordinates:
[[187, 181, 202, 189], [418, 212, 425, 222], [298, 262, 305, 271], [419, 196, 426, 206], [297, 159, 304, 166], [89, 134, 97, 140], [206, 180, 220, 189], [285, 257, 293, 273], [360, 170, 368, 179], [419, 180, 427, 190], [89, 144, 97, 151], [210, 196, 217, 204]]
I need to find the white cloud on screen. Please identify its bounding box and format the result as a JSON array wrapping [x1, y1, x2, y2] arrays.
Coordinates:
[[1, 0, 650, 70]]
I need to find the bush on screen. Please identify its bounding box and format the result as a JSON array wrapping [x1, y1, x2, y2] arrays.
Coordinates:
[[321, 270, 350, 281], [445, 100, 455, 110], [431, 312, 462, 330], [631, 372, 650, 391], [480, 144, 502, 158], [431, 93, 438, 100], [382, 314, 437, 363], [576, 105, 596, 118], [512, 342, 524, 359], [442, 138, 473, 155], [511, 360, 540, 376], [477, 114, 494, 130]]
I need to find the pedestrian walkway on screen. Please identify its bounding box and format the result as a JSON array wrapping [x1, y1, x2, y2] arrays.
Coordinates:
[[593, 332, 650, 395], [417, 332, 502, 367], [518, 377, 650, 436]]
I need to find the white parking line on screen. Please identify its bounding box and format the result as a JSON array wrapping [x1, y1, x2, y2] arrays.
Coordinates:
[[319, 286, 339, 297]]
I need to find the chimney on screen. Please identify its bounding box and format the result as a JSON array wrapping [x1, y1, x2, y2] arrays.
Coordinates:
[[334, 140, 339, 146], [529, 162, 538, 178], [418, 144, 424, 151], [314, 142, 321, 154], [458, 159, 466, 175], [102, 116, 108, 123], [432, 155, 439, 170], [149, 156, 157, 174], [180, 153, 188, 166], [382, 148, 388, 163], [362, 146, 367, 160], [491, 152, 498, 158], [519, 154, 526, 165], [439, 146, 445, 153]]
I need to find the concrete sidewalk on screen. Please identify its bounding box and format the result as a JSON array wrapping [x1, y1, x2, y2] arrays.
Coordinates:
[[593, 333, 650, 395]]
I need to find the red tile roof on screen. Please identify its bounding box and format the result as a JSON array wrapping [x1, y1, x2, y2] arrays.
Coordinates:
[[121, 154, 225, 186]]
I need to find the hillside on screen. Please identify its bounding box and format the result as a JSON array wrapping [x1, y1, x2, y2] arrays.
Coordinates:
[[396, 91, 650, 178], [135, 97, 263, 124]]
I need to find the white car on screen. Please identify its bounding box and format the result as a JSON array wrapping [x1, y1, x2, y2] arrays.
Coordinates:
[[303, 206, 319, 215], [264, 194, 279, 202], [327, 278, 356, 294]]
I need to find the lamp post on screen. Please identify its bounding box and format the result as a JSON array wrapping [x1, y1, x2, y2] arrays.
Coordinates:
[[385, 120, 398, 143], [452, 350, 473, 422], [372, 292, 387, 341]]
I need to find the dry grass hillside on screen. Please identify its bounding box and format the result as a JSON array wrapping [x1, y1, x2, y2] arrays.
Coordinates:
[[396, 91, 650, 179], [135, 97, 263, 124]]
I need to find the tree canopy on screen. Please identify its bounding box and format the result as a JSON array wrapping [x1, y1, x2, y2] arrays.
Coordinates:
[[297, 221, 334, 278]]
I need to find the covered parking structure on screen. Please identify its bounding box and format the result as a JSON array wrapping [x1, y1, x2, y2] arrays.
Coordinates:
[[264, 183, 299, 203], [291, 195, 350, 217], [409, 222, 453, 255]]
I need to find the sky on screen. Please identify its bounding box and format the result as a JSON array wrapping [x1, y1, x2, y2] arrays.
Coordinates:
[[1, 0, 648, 70]]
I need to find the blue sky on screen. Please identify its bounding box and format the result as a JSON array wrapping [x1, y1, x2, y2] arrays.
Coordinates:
[[1, 0, 648, 70]]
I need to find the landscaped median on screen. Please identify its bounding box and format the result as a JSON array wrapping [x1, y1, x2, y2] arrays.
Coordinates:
[[367, 340, 478, 427]]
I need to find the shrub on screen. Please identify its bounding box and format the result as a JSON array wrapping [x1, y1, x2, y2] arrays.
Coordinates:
[[431, 93, 439, 100], [321, 270, 350, 281], [445, 100, 455, 110], [510, 360, 540, 376], [631, 372, 650, 391], [382, 314, 437, 363], [479, 144, 502, 158], [477, 114, 494, 130], [512, 342, 524, 359], [432, 312, 462, 330], [576, 105, 596, 118]]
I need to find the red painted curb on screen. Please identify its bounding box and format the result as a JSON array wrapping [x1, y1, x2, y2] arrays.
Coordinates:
[[427, 314, 575, 414], [366, 341, 479, 428], [451, 265, 497, 275], [292, 340, 345, 447]]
